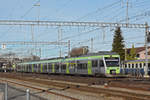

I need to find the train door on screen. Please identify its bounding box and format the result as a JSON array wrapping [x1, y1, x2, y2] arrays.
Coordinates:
[[91, 59, 99, 75], [55, 63, 59, 73], [148, 63, 150, 75], [69, 61, 76, 74], [61, 63, 66, 74], [47, 63, 53, 73], [99, 60, 105, 75], [35, 64, 38, 73], [42, 63, 47, 73], [77, 60, 88, 75], [37, 64, 40, 73], [26, 64, 28, 72]]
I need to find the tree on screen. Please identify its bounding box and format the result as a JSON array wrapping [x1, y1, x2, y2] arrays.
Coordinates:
[[130, 44, 137, 60], [112, 27, 125, 61], [126, 44, 137, 60]]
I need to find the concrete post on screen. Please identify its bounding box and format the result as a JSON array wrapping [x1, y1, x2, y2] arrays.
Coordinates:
[[4, 83, 8, 100], [26, 89, 30, 100]]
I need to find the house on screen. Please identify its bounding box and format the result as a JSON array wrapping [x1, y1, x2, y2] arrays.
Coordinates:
[[126, 46, 150, 59]]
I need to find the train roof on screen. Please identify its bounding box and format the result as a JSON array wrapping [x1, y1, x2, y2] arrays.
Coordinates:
[[124, 59, 150, 63], [18, 52, 119, 65], [80, 51, 118, 57]]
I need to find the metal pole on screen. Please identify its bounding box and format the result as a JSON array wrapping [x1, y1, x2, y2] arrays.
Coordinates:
[[31, 25, 34, 42], [68, 40, 70, 57], [31, 25, 34, 55], [58, 26, 62, 57], [126, 0, 129, 24], [5, 83, 8, 100], [145, 22, 149, 77], [125, 47, 127, 61], [26, 89, 30, 100], [91, 38, 93, 52], [39, 48, 41, 58]]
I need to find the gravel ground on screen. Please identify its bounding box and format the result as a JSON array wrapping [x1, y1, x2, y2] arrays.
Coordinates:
[[0, 73, 150, 100], [0, 83, 47, 100], [0, 78, 125, 100]]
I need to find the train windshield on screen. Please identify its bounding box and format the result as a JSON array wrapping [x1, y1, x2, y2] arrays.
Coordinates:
[[105, 57, 119, 67], [105, 61, 119, 67]]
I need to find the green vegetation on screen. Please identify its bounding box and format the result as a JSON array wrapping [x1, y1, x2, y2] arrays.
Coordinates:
[[126, 44, 137, 60], [112, 27, 125, 61]]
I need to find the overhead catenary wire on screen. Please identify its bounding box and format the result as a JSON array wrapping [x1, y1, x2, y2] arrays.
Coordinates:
[[21, 0, 40, 19], [75, 0, 121, 21]]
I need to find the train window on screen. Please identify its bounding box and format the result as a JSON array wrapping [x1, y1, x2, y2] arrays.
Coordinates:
[[136, 64, 138, 68], [55, 64, 59, 70], [139, 63, 142, 68], [62, 64, 66, 69], [148, 63, 150, 68], [38, 64, 41, 68], [128, 64, 130, 68], [83, 63, 87, 69], [136, 54, 140, 57], [43, 64, 47, 71], [77, 63, 87, 69], [92, 60, 98, 67], [35, 64, 37, 68], [29, 65, 32, 70], [48, 63, 52, 69], [125, 64, 127, 68], [144, 63, 146, 66], [132, 64, 134, 68], [77, 64, 82, 69], [99, 60, 104, 67]]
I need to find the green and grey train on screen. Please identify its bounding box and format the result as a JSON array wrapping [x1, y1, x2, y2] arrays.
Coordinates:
[[16, 52, 120, 77]]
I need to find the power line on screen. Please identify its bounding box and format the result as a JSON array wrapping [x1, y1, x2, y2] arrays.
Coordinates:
[[21, 0, 40, 19], [60, 28, 100, 41], [118, 9, 150, 22], [76, 0, 121, 21]]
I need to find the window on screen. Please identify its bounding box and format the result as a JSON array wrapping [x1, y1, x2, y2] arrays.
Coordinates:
[[43, 64, 47, 71], [105, 61, 119, 67], [29, 65, 32, 70], [83, 63, 87, 69], [125, 64, 127, 68], [77, 64, 82, 69], [48, 63, 52, 69], [148, 63, 150, 68], [99, 60, 104, 67], [55, 64, 59, 70], [62, 64, 66, 70], [139, 63, 142, 68], [92, 60, 98, 67], [128, 64, 130, 68], [136, 64, 138, 68], [132, 64, 134, 68], [77, 63, 87, 69], [136, 54, 140, 57]]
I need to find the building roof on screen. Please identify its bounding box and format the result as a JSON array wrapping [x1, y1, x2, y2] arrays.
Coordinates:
[[126, 46, 150, 54]]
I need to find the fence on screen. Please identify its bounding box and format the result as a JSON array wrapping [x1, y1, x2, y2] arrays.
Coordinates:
[[0, 83, 48, 100]]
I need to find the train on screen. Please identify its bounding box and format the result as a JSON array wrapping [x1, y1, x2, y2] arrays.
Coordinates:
[[16, 52, 121, 77], [121, 59, 150, 76]]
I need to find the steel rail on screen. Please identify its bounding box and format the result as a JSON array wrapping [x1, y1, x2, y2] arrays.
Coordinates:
[[0, 78, 79, 100]]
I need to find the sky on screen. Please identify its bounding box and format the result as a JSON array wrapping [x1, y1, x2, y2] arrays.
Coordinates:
[[0, 0, 149, 58]]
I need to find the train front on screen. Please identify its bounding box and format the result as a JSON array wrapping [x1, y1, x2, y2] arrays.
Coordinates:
[[104, 57, 120, 77]]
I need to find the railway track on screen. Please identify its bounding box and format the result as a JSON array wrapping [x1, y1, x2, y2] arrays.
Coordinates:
[[0, 78, 79, 100], [0, 72, 150, 100]]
